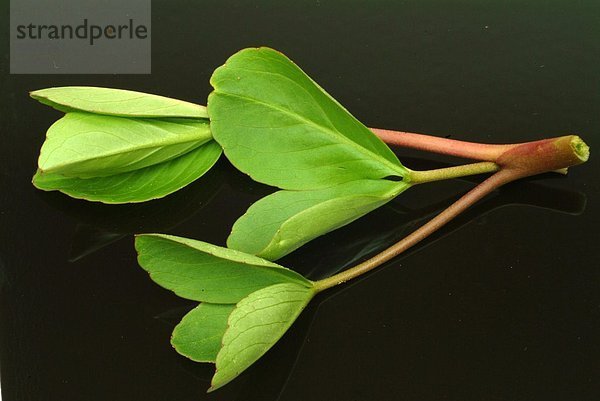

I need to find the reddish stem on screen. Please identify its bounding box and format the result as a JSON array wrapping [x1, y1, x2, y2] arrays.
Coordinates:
[[314, 134, 589, 291], [371, 127, 514, 161]]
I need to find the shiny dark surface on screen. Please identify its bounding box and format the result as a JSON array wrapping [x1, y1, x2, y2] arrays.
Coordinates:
[[1, 1, 599, 400]]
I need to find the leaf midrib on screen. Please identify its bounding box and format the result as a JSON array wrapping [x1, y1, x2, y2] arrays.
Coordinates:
[[212, 91, 407, 178], [138, 236, 313, 287], [42, 118, 211, 173], [258, 181, 408, 256], [32, 88, 208, 118]]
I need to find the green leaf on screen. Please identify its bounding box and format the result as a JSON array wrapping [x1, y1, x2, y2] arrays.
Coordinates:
[[228, 179, 410, 260], [31, 86, 208, 118], [38, 112, 212, 178], [208, 47, 408, 190], [135, 234, 312, 303], [171, 303, 235, 363], [210, 283, 314, 391], [32, 140, 222, 204]]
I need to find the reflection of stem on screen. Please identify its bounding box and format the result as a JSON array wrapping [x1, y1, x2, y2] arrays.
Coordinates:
[[314, 135, 589, 292]]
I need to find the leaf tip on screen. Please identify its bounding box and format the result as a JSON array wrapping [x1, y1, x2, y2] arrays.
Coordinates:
[[133, 233, 154, 254], [29, 89, 43, 98], [207, 372, 229, 393], [29, 88, 53, 104]]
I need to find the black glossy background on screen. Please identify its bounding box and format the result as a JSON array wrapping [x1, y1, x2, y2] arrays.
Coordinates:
[[1, 1, 599, 400]]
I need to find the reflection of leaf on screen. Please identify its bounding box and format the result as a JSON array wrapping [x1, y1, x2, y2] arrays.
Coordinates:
[[135, 234, 312, 303], [68, 226, 125, 262], [42, 161, 225, 235], [37, 112, 212, 178], [210, 283, 314, 392], [228, 179, 409, 260], [31, 86, 208, 118], [34, 141, 222, 204], [153, 305, 194, 326], [171, 303, 235, 363], [39, 163, 224, 262], [209, 47, 407, 190]]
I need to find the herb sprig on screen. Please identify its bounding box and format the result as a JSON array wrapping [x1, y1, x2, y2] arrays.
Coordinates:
[[31, 47, 589, 391]]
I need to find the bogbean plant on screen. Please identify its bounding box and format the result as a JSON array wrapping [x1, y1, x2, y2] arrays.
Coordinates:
[[32, 47, 589, 391]]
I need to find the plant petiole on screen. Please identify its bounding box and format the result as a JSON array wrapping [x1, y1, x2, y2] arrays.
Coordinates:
[[408, 161, 500, 184], [371, 127, 512, 161], [314, 135, 589, 292]]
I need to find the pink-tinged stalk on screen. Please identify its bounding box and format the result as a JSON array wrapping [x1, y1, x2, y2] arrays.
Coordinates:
[[314, 135, 589, 291], [371, 128, 513, 161]]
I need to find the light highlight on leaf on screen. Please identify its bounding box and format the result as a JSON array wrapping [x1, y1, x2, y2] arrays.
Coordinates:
[[38, 112, 212, 178], [31, 86, 208, 118]]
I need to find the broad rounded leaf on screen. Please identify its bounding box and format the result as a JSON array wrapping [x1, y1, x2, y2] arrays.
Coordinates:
[[228, 179, 410, 260], [38, 112, 212, 178], [31, 86, 208, 118], [208, 47, 408, 190], [32, 140, 222, 204], [135, 234, 312, 303], [210, 283, 314, 391], [171, 303, 235, 363]]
